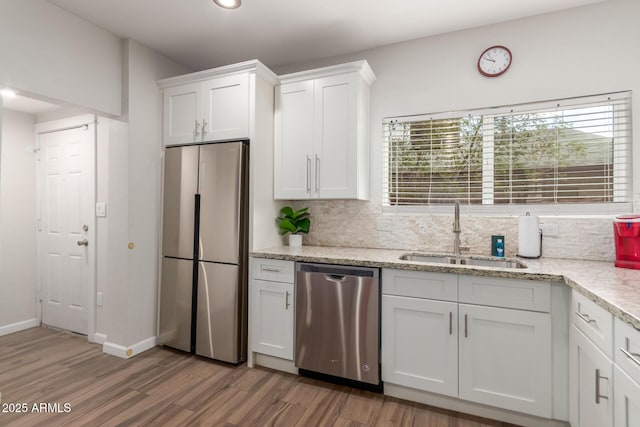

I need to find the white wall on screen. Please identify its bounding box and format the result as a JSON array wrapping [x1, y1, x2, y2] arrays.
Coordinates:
[[273, 0, 640, 261], [99, 40, 189, 352], [0, 108, 37, 332], [0, 1, 122, 117]]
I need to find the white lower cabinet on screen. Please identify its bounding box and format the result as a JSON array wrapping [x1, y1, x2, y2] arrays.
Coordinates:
[[459, 304, 552, 418], [614, 365, 640, 427], [570, 324, 613, 427], [613, 317, 640, 427], [381, 269, 553, 420], [250, 258, 295, 362], [251, 279, 294, 360], [382, 295, 458, 397]]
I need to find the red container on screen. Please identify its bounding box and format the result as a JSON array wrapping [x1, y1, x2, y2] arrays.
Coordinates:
[[614, 215, 640, 269]]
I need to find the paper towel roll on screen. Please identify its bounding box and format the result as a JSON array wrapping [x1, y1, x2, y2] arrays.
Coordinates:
[[518, 213, 541, 258]]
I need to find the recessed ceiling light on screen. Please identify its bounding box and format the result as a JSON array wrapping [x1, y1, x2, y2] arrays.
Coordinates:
[[213, 0, 241, 9], [1, 89, 17, 98]]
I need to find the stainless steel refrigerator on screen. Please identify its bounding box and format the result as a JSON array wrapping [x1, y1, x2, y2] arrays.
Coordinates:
[[158, 141, 248, 364]]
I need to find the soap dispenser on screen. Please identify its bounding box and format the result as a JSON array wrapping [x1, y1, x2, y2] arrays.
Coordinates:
[[496, 238, 504, 258]]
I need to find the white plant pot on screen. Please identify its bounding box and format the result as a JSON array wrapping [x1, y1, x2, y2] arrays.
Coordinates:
[[289, 234, 302, 247]]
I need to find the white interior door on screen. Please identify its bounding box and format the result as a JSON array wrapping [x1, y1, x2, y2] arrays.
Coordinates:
[[39, 123, 95, 335]]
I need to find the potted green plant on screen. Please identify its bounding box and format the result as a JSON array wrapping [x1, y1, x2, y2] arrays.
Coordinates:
[[277, 206, 310, 247]]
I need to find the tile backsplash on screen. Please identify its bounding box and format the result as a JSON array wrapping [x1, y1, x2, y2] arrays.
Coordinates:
[[286, 200, 618, 262]]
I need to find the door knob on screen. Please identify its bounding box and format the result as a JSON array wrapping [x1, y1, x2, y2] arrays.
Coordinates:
[[77, 239, 89, 247]]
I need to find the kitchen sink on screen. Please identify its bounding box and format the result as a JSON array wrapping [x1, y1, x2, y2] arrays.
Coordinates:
[[399, 253, 527, 269]]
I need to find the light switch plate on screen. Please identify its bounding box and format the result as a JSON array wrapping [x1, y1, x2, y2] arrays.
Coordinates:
[[96, 202, 107, 217], [96, 292, 103, 307]]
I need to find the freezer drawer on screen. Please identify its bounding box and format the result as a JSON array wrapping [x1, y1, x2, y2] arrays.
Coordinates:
[[295, 263, 380, 386], [196, 261, 246, 363], [159, 257, 194, 353]]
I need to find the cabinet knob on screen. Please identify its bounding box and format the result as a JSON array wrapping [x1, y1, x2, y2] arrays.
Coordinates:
[[202, 119, 208, 138], [194, 120, 201, 137]]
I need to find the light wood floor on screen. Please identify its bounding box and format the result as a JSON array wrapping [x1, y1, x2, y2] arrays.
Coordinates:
[[0, 327, 520, 426]]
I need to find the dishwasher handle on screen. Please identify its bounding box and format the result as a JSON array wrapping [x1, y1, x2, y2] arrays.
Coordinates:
[[296, 262, 379, 279]]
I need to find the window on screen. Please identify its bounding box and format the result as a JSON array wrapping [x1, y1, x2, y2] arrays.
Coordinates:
[[382, 92, 632, 213]]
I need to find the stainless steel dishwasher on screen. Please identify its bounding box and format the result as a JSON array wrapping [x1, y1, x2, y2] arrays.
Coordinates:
[[295, 263, 380, 390]]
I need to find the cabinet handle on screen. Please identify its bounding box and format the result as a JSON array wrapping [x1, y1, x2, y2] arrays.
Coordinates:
[[449, 312, 453, 335], [464, 314, 468, 338], [194, 120, 201, 137], [576, 311, 596, 325], [202, 118, 208, 138], [595, 369, 609, 404], [315, 155, 320, 192], [307, 156, 311, 192], [261, 267, 280, 272], [620, 347, 640, 367], [285, 291, 291, 310]]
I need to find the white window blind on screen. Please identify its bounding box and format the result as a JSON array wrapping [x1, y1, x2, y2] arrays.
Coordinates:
[[382, 92, 632, 212]]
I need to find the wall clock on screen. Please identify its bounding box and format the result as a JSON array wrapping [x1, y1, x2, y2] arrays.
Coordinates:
[[477, 46, 512, 77]]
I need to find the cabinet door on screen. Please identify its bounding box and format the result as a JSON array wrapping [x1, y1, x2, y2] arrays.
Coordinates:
[[459, 304, 552, 418], [382, 295, 458, 397], [614, 365, 640, 427], [569, 325, 613, 427], [314, 73, 358, 198], [274, 80, 314, 199], [202, 73, 249, 141], [163, 82, 202, 146], [251, 279, 294, 360]]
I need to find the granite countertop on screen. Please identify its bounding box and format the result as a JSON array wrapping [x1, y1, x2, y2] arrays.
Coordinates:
[[250, 245, 640, 331]]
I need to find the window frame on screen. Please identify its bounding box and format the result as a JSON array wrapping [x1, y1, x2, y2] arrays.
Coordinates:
[[382, 91, 633, 216]]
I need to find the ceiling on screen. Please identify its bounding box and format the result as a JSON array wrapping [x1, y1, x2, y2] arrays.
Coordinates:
[[48, 0, 606, 72], [1, 94, 62, 115]]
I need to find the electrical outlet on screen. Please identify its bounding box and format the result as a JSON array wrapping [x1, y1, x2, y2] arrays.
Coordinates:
[[540, 223, 559, 237]]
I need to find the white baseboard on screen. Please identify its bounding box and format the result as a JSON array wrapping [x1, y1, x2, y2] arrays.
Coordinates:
[[92, 333, 107, 345], [103, 336, 157, 359], [254, 353, 298, 375], [0, 318, 39, 337], [384, 383, 568, 427]]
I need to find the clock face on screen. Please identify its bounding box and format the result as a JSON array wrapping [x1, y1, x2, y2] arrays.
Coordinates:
[[478, 46, 512, 77]]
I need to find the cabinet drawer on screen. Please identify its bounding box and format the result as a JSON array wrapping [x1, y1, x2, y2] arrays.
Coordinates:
[[614, 317, 640, 384], [251, 258, 294, 283], [572, 290, 613, 358], [459, 275, 550, 312], [382, 269, 457, 302]]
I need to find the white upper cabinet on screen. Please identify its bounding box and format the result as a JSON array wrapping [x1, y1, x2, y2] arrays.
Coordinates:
[[274, 61, 375, 200], [163, 82, 202, 145], [202, 74, 249, 142], [274, 80, 314, 199], [161, 70, 250, 146]]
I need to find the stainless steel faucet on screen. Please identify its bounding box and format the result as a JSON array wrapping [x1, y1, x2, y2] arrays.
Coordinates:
[[452, 202, 470, 256], [453, 202, 462, 256]]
